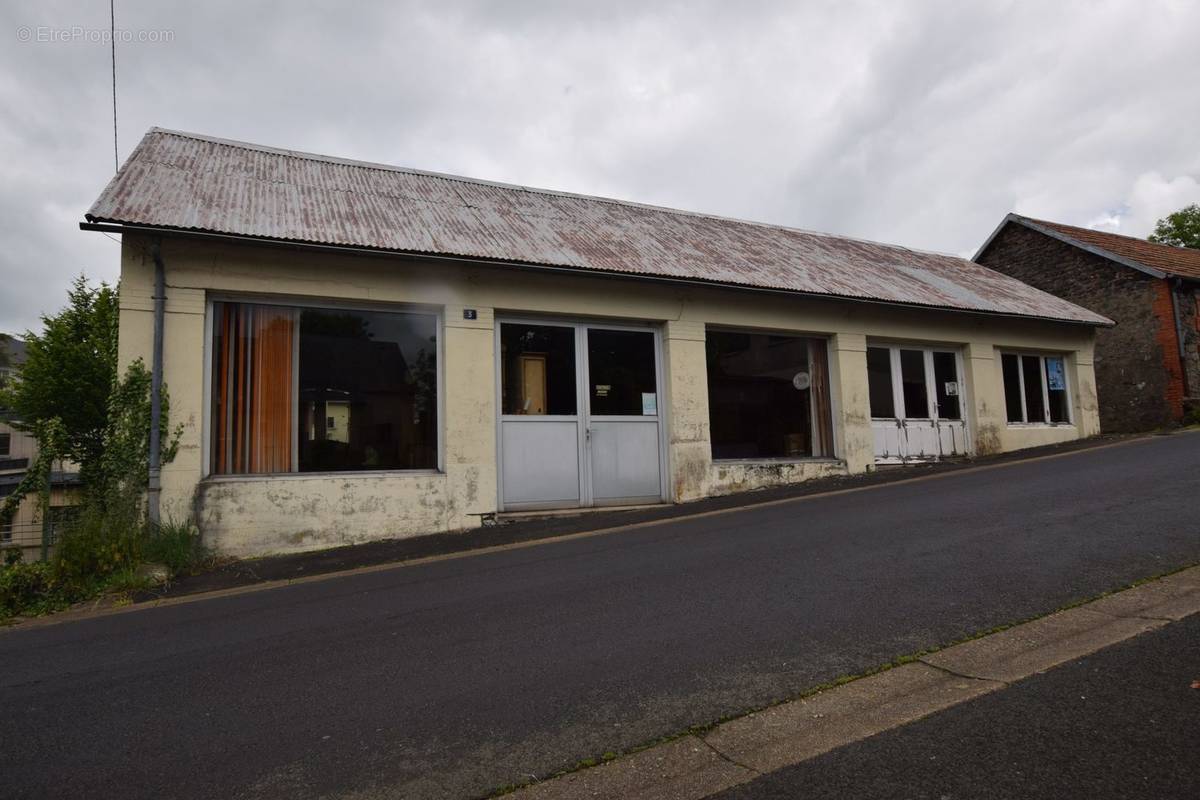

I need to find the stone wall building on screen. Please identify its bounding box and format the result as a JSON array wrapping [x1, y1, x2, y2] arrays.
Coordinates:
[[976, 214, 1200, 432]]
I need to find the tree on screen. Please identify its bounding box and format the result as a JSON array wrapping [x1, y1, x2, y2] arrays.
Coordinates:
[[0, 276, 178, 521], [0, 276, 118, 486], [1148, 203, 1200, 249]]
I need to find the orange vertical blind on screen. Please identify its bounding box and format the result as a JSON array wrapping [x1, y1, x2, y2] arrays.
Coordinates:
[[212, 303, 295, 474]]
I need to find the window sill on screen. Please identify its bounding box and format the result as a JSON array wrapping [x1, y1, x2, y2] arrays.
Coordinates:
[[1005, 423, 1075, 429], [712, 457, 845, 466], [202, 469, 444, 483]]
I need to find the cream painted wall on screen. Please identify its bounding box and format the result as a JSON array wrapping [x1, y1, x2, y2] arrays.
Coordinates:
[[116, 234, 1100, 556]]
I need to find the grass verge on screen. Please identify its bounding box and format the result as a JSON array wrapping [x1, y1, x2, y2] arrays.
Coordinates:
[[0, 516, 213, 624]]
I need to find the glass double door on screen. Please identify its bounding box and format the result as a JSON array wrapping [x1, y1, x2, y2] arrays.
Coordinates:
[[867, 344, 968, 463], [498, 320, 665, 510]]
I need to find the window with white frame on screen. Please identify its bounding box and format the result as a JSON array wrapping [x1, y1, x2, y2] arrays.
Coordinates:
[[209, 301, 439, 475], [1001, 353, 1071, 424]]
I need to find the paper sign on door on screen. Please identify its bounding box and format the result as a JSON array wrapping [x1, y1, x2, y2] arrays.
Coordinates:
[[641, 393, 657, 415]]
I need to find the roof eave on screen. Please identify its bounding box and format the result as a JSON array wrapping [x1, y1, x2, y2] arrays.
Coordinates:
[[80, 219, 1114, 328], [978, 214, 1169, 280]]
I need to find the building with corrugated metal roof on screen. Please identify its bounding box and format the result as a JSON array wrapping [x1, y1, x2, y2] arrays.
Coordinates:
[[83, 128, 1110, 556]]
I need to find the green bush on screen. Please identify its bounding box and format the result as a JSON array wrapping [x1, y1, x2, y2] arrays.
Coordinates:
[[0, 512, 210, 622], [143, 519, 209, 575], [51, 501, 144, 597], [0, 554, 72, 620]]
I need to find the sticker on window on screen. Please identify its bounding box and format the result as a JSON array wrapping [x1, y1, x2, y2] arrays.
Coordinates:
[[641, 392, 657, 415], [1046, 358, 1066, 391]]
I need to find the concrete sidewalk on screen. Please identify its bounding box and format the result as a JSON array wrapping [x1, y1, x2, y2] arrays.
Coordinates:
[[507, 565, 1200, 800]]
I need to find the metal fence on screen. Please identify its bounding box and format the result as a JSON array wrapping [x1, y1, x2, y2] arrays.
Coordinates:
[[1, 520, 57, 562]]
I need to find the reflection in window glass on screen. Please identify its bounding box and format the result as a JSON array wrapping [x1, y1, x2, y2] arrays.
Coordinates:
[[210, 301, 438, 475], [706, 331, 834, 459], [867, 347, 895, 418], [501, 324, 577, 415], [899, 349, 929, 418], [1021, 354, 1046, 424], [298, 309, 438, 472], [1002, 354, 1024, 423], [587, 329, 657, 416]]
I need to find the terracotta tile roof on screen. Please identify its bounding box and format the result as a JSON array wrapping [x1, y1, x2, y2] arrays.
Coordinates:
[[1013, 215, 1200, 281]]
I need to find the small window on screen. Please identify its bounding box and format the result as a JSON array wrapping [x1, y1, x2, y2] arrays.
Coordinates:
[[866, 347, 895, 418], [1001, 354, 1024, 423], [1045, 357, 1070, 423], [587, 329, 657, 416], [1021, 356, 1046, 423], [932, 351, 961, 420], [706, 330, 835, 459], [500, 323, 577, 415], [899, 349, 930, 419], [0, 521, 11, 543], [1001, 352, 1071, 425], [0, 432, 10, 456]]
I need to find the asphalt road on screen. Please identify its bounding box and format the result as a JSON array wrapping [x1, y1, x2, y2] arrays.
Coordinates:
[[714, 611, 1200, 800], [2, 433, 1198, 800]]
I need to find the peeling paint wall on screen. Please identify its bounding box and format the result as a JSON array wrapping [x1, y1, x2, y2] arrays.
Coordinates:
[[116, 234, 1100, 556]]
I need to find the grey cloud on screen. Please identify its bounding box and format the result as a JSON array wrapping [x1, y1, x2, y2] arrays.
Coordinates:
[[1, 0, 1197, 333]]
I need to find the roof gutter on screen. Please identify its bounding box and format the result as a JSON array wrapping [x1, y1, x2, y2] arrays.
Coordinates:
[[79, 220, 1113, 328]]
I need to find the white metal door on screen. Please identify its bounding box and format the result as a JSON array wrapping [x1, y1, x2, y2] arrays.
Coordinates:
[[497, 319, 667, 510], [497, 321, 583, 509], [582, 327, 665, 506]]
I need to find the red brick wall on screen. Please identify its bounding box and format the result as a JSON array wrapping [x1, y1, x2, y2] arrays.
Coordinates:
[[1151, 280, 1186, 420]]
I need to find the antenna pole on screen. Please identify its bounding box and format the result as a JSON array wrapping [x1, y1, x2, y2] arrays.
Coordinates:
[[111, 0, 118, 172]]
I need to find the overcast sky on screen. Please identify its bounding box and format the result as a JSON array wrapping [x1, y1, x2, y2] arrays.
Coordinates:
[[2, 0, 1198, 334]]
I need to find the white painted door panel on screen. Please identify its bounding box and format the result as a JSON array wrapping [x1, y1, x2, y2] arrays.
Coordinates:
[[500, 421, 580, 507], [588, 421, 662, 504], [902, 419, 939, 459], [936, 420, 967, 457], [872, 420, 904, 463]]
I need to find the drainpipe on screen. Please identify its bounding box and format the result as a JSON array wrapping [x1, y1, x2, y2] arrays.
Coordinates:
[[1169, 277, 1190, 399], [148, 239, 166, 526]]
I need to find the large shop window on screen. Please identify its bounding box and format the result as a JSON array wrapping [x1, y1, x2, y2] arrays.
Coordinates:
[[211, 302, 438, 475], [1001, 353, 1070, 425], [706, 331, 835, 459]]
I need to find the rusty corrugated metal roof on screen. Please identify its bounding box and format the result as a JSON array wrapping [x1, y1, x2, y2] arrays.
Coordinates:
[[86, 128, 1111, 325]]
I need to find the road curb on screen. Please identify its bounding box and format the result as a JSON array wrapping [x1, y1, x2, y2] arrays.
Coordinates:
[[502, 564, 1200, 800]]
